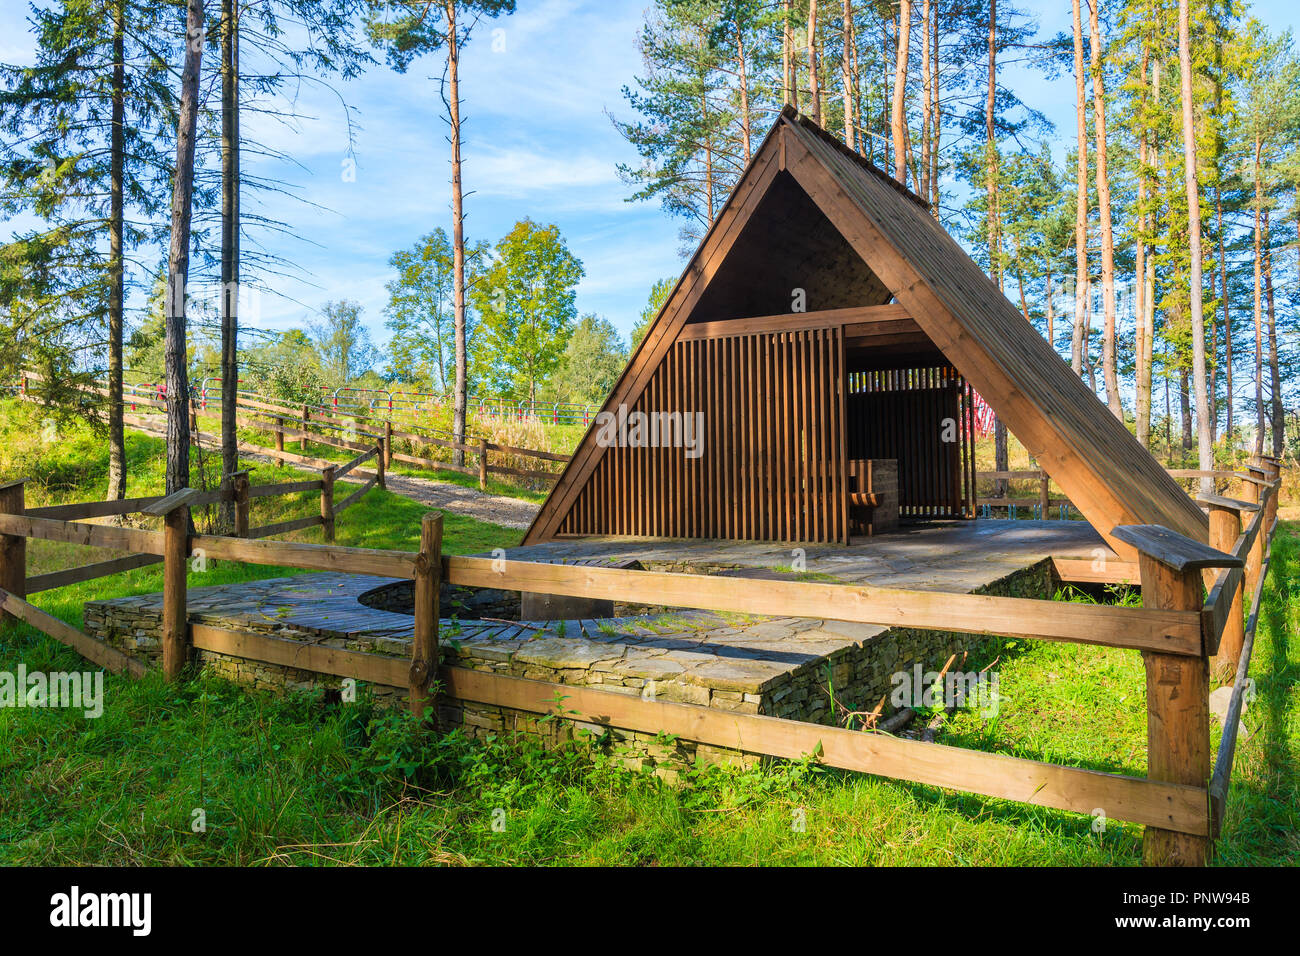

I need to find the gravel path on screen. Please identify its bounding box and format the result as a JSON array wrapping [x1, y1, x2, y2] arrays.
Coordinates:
[[381, 472, 539, 529], [130, 418, 541, 529]]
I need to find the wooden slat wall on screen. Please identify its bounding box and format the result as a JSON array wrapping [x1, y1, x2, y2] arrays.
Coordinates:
[[558, 327, 847, 543], [845, 364, 972, 519]]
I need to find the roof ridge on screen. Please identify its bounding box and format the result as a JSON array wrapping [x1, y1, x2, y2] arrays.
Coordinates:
[[781, 108, 932, 213]]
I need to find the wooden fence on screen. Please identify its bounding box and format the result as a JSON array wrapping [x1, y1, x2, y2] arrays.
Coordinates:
[[17, 371, 570, 490], [975, 466, 1278, 519], [0, 452, 1285, 866]]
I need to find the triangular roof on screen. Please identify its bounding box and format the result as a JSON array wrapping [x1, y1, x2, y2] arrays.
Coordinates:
[[525, 108, 1207, 559]]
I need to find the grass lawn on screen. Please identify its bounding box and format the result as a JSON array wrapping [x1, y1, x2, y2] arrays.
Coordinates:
[[0, 401, 1295, 865]]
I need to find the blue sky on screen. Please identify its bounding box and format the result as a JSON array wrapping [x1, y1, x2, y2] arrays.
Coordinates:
[[3, 0, 1298, 357]]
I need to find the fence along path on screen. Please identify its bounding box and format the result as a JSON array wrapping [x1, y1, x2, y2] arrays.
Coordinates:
[[0, 453, 1284, 865], [15, 371, 571, 490]]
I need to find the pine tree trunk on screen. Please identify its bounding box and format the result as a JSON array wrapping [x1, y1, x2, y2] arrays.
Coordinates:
[[1252, 134, 1264, 456], [1141, 54, 1162, 446], [1135, 86, 1150, 447], [447, 0, 467, 468], [986, 0, 1007, 497], [1070, 0, 1088, 377], [736, 24, 751, 163], [106, 0, 126, 502], [783, 0, 796, 110], [1088, 0, 1121, 419], [892, 0, 911, 186], [1046, 268, 1056, 346], [929, 7, 939, 214], [841, 0, 854, 151], [703, 90, 715, 220], [164, 0, 204, 495], [807, 0, 821, 124], [1217, 189, 1232, 444], [851, 6, 861, 154], [1179, 0, 1213, 494], [919, 0, 930, 201], [219, 0, 240, 529], [1263, 210, 1283, 456], [881, 16, 891, 172]]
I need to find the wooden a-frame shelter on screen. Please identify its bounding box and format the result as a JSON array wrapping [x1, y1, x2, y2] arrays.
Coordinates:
[[524, 108, 1207, 560]]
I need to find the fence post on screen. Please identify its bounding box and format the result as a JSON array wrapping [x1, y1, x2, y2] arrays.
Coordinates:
[[320, 465, 335, 543], [301, 404, 309, 454], [1255, 458, 1279, 539], [145, 488, 200, 681], [1199, 495, 1253, 682], [1039, 471, 1050, 516], [1240, 479, 1263, 598], [274, 416, 285, 467], [0, 479, 27, 624], [1141, 555, 1211, 866], [479, 438, 488, 491], [1114, 524, 1241, 866], [410, 511, 444, 721], [384, 420, 393, 468], [376, 443, 386, 492], [232, 470, 251, 538]]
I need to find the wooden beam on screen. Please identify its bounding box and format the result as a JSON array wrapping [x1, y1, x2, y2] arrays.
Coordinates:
[[246, 514, 324, 540], [190, 533, 416, 578], [676, 304, 911, 341], [1110, 525, 1241, 573], [441, 666, 1209, 836], [1051, 556, 1140, 585], [0, 513, 166, 555], [246, 479, 322, 499], [27, 495, 164, 521], [141, 487, 202, 517], [191, 623, 407, 686], [0, 588, 147, 677], [444, 555, 1203, 656], [26, 553, 163, 593]]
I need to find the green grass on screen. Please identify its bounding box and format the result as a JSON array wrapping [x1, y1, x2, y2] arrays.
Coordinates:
[[0, 400, 1296, 865]]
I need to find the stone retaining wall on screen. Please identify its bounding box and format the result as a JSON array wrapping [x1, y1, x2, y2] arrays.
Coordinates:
[[83, 558, 1052, 777]]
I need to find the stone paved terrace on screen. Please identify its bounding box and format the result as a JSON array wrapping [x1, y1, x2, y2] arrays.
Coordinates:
[[509, 519, 1109, 591], [84, 521, 1111, 731]]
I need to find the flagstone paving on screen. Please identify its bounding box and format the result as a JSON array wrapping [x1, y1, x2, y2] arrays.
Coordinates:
[[85, 520, 1109, 712]]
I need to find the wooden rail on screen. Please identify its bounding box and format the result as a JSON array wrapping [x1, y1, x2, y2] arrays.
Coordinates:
[[976, 466, 1268, 516], [0, 441, 383, 602]]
